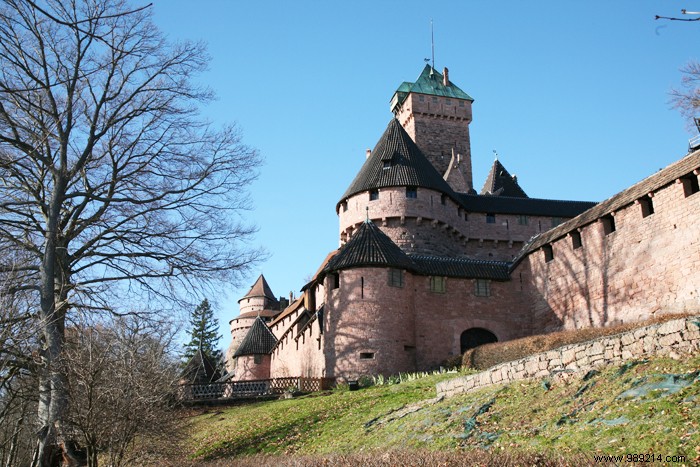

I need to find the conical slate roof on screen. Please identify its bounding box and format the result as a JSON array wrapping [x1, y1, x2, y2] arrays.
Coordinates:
[[181, 347, 219, 383], [338, 119, 456, 206], [480, 159, 528, 198], [324, 220, 415, 272], [233, 316, 278, 357], [239, 274, 276, 302]]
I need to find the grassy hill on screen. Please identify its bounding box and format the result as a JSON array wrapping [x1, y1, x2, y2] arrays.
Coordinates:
[[174, 353, 700, 466]]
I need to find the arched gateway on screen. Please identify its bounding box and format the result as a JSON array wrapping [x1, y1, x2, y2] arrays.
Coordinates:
[[460, 328, 498, 353]]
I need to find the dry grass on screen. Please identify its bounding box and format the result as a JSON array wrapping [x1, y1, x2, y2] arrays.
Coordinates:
[[462, 312, 698, 370], [195, 449, 613, 466]]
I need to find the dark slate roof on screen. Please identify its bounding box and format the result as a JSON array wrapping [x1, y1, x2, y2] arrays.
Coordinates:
[[409, 255, 511, 281], [181, 348, 219, 384], [458, 193, 597, 217], [240, 274, 276, 302], [325, 220, 415, 272], [323, 220, 512, 280], [338, 119, 456, 207], [515, 149, 700, 262], [481, 159, 528, 198], [233, 316, 278, 356], [392, 64, 474, 110]]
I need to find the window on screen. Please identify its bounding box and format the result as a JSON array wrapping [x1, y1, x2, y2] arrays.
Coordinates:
[[445, 98, 451, 105], [551, 217, 563, 227], [543, 244, 554, 262], [254, 354, 262, 364], [430, 276, 446, 293], [383, 160, 392, 169], [475, 279, 491, 297], [459, 100, 465, 107], [440, 194, 446, 205], [486, 213, 496, 224], [681, 173, 700, 197], [517, 215, 528, 225], [331, 273, 340, 289], [639, 196, 654, 218], [571, 231, 582, 249], [359, 352, 375, 360], [418, 95, 424, 102], [342, 202, 348, 212], [388, 268, 403, 287], [602, 214, 616, 235], [406, 187, 417, 199], [369, 189, 379, 201], [464, 212, 469, 221], [432, 96, 438, 103]]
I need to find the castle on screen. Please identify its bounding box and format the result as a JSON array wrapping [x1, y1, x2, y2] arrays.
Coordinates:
[[225, 64, 700, 382]]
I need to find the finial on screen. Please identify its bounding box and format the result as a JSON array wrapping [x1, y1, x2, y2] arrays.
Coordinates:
[[493, 149, 499, 161], [431, 19, 435, 70], [365, 206, 370, 223]]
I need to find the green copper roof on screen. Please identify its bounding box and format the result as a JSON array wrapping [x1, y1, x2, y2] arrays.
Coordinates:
[[392, 65, 474, 109]]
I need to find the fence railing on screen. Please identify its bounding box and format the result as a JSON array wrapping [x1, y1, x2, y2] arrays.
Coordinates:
[[178, 377, 335, 401]]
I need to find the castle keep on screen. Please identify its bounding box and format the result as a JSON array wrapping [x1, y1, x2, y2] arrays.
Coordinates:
[[225, 65, 700, 382]]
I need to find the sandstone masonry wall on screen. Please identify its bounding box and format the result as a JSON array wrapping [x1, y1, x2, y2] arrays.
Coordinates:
[[437, 316, 700, 398]]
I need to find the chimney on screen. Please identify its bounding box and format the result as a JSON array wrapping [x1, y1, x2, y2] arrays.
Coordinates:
[[366, 149, 372, 159], [443, 67, 449, 86]]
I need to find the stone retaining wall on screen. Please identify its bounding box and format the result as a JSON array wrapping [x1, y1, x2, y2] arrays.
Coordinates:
[[436, 316, 700, 398]]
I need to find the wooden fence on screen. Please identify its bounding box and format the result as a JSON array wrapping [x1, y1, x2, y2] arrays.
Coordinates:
[[178, 377, 336, 402]]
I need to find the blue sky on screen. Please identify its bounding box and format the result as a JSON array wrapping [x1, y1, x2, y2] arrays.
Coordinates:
[[151, 1, 698, 349]]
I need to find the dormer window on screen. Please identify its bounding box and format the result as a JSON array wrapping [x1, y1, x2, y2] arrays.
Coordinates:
[[383, 160, 392, 170]]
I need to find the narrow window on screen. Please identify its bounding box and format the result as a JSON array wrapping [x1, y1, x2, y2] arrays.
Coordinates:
[[551, 217, 563, 227], [342, 202, 348, 212], [639, 196, 654, 218], [406, 187, 417, 199], [475, 279, 491, 297], [359, 352, 375, 360], [602, 214, 616, 235], [681, 173, 700, 197], [388, 268, 403, 287], [464, 212, 469, 221], [331, 273, 340, 289], [369, 189, 379, 201], [486, 213, 496, 224], [517, 215, 528, 225], [571, 231, 582, 249], [430, 276, 446, 293], [440, 194, 446, 205], [361, 276, 364, 299], [543, 244, 554, 262]]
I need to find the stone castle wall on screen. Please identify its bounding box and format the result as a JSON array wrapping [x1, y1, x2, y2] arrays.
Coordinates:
[[519, 167, 700, 332], [437, 316, 700, 398], [339, 187, 561, 261]]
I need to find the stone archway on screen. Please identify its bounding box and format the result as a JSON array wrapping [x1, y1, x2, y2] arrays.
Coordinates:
[[460, 328, 498, 353]]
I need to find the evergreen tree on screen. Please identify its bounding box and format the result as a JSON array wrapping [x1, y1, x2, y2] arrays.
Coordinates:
[[183, 299, 222, 365]]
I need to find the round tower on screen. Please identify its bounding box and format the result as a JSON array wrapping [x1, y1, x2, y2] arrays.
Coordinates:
[[336, 119, 471, 257]]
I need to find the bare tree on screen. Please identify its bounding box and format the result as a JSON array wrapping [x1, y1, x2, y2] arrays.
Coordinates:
[[670, 61, 700, 128], [0, 0, 262, 464], [62, 317, 181, 467]]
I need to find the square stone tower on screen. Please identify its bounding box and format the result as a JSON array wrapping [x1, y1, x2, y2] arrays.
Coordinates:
[[390, 65, 474, 194]]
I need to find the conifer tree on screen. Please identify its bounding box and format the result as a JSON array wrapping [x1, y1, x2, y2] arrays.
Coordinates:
[[183, 299, 222, 365]]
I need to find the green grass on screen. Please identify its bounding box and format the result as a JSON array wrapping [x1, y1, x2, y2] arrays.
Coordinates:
[[183, 355, 700, 465]]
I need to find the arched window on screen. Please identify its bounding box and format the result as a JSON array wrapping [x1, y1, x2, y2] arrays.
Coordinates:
[[460, 328, 498, 353]]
